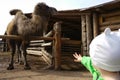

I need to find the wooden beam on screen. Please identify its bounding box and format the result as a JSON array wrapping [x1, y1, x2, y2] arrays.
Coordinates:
[[93, 13, 99, 37], [81, 15, 87, 56], [41, 42, 52, 47], [44, 30, 53, 37], [0, 35, 22, 40], [0, 35, 69, 41], [53, 12, 90, 17], [86, 14, 92, 55]]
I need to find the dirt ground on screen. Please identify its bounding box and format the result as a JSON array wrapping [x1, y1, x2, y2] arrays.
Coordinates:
[[0, 52, 92, 80]]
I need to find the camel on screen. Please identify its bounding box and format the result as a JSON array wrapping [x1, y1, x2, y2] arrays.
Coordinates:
[[6, 2, 57, 70]]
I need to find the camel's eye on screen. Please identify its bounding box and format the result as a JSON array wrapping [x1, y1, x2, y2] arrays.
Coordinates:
[[45, 6, 49, 9]]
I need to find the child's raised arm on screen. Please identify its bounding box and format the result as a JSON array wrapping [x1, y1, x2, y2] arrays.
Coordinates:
[[73, 52, 82, 62]]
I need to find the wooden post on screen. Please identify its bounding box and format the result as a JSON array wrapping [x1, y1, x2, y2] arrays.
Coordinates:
[[86, 14, 92, 55], [81, 15, 87, 56], [53, 22, 61, 70], [93, 13, 99, 37]]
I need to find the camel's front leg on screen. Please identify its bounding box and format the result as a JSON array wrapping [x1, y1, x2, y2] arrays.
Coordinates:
[[7, 43, 16, 70], [7, 52, 15, 70], [22, 41, 31, 70]]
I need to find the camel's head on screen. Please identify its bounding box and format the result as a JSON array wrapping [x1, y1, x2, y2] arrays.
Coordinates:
[[34, 2, 57, 17]]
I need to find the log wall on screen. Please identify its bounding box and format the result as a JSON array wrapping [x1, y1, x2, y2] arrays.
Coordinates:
[[98, 10, 120, 32]]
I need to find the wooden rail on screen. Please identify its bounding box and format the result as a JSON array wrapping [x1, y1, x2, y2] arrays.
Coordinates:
[[0, 35, 69, 41], [0, 35, 54, 40]]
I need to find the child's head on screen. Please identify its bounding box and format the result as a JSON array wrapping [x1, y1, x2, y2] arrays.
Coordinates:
[[89, 28, 120, 72]]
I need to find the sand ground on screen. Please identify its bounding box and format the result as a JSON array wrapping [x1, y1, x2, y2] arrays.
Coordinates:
[[0, 52, 92, 80]]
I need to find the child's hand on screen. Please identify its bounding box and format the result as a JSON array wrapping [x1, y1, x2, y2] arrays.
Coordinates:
[[73, 52, 82, 62]]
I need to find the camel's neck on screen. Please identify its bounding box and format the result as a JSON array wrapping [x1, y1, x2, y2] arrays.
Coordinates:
[[32, 14, 49, 24]]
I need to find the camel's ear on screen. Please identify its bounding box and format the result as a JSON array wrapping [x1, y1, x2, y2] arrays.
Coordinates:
[[9, 9, 21, 15]]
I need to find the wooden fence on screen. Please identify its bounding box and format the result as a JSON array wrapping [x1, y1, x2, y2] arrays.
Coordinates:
[[0, 22, 70, 70]]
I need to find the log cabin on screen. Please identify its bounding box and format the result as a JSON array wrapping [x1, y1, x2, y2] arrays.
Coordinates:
[[47, 0, 120, 70]]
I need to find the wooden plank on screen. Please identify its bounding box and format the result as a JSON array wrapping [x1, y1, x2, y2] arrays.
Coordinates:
[[0, 35, 54, 40], [53, 12, 89, 17], [100, 11, 120, 18], [0, 35, 70, 41], [41, 49, 53, 58], [29, 42, 52, 47], [41, 50, 52, 65], [30, 40, 44, 43], [62, 40, 81, 45], [100, 24, 120, 32], [100, 20, 120, 26], [27, 49, 52, 65], [27, 50, 42, 56], [27, 47, 42, 51], [29, 43, 42, 47], [0, 35, 22, 40], [41, 42, 52, 47]]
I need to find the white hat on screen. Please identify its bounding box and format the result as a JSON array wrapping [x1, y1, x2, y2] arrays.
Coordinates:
[[89, 28, 120, 71]]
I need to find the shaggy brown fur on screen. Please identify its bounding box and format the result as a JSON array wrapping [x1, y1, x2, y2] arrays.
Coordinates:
[[6, 2, 57, 70]]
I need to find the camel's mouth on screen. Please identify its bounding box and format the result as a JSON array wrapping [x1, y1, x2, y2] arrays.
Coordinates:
[[37, 3, 49, 10]]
